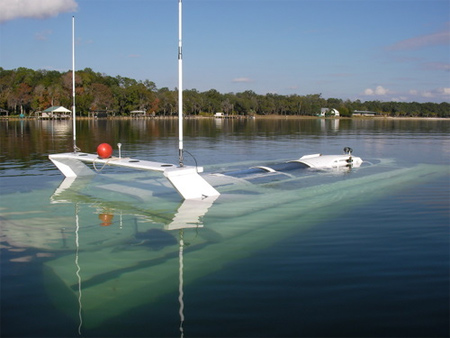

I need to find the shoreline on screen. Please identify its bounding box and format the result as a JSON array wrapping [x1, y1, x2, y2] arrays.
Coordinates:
[[0, 115, 448, 121]]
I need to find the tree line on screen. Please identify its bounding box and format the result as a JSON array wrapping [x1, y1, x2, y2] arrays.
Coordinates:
[[1, 67, 448, 117]]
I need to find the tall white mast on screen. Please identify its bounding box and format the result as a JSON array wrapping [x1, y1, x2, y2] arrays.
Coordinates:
[[72, 16, 77, 152], [178, 0, 184, 166]]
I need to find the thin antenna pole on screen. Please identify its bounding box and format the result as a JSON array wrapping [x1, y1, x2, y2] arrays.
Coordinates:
[[178, 0, 184, 166], [72, 16, 77, 152]]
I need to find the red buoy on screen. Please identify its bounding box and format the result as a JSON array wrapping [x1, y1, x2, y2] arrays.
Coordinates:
[[97, 143, 113, 159]]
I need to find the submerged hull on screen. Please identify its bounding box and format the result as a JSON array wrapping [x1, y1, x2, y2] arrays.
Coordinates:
[[48, 148, 362, 200], [33, 161, 446, 329]]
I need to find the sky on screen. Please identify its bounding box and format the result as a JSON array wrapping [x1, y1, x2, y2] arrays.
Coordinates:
[[0, 0, 449, 103]]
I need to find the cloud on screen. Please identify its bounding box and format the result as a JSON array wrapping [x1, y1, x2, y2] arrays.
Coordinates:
[[34, 29, 52, 41], [408, 88, 450, 100], [421, 62, 450, 71], [432, 87, 450, 99], [391, 96, 408, 102], [387, 26, 450, 51], [0, 0, 78, 23], [440, 87, 450, 95], [361, 86, 449, 102], [232, 77, 252, 83], [364, 85, 390, 96]]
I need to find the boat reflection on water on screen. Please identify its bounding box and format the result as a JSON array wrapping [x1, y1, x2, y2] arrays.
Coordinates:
[[48, 175, 217, 335]]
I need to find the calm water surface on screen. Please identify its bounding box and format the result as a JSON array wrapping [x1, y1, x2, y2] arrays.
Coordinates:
[[1, 118, 449, 337]]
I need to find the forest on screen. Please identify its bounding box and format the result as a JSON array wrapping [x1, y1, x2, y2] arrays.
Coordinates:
[[1, 67, 449, 118]]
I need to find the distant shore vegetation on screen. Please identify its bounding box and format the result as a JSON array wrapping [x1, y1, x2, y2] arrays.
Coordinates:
[[1, 67, 448, 118]]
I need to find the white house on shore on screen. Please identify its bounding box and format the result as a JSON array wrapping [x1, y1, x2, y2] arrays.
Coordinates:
[[352, 110, 379, 117], [38, 106, 72, 119], [319, 108, 340, 117]]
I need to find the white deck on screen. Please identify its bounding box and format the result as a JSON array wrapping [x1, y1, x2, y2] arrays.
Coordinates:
[[49, 152, 198, 173], [49, 152, 220, 200], [295, 154, 363, 169]]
